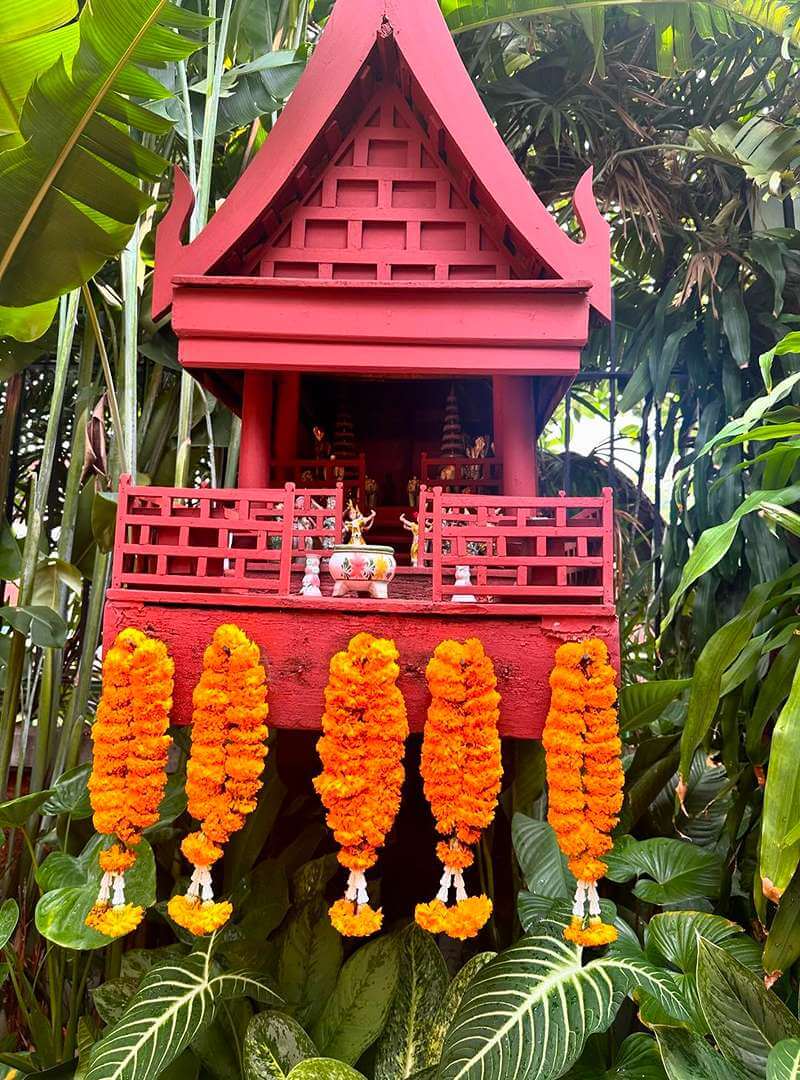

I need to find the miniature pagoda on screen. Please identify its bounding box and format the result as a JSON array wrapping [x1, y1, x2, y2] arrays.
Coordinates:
[[104, 0, 616, 739]]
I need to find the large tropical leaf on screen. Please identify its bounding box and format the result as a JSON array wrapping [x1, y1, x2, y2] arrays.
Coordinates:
[[604, 836, 723, 906], [654, 1026, 752, 1079], [374, 924, 449, 1080], [436, 0, 798, 46], [0, 1, 78, 140], [436, 908, 687, 1080], [0, 0, 205, 307], [512, 814, 573, 899], [760, 657, 800, 902], [311, 933, 400, 1065], [85, 953, 279, 1080], [769, 1041, 800, 1080], [696, 938, 800, 1077], [689, 118, 800, 196], [243, 1011, 317, 1080]]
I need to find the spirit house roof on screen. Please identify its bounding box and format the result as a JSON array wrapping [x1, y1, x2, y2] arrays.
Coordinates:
[[153, 0, 610, 419]]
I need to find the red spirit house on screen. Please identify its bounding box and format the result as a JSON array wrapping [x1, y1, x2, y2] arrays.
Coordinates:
[[104, 0, 617, 738]]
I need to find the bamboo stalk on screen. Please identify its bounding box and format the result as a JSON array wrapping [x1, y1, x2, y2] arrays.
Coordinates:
[[0, 293, 79, 796]]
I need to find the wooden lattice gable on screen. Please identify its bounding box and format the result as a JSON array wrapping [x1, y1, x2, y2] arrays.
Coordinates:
[[250, 85, 539, 284], [152, 0, 610, 320]]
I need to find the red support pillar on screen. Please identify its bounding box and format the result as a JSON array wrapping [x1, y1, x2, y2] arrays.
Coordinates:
[[239, 372, 273, 488], [493, 375, 538, 496], [273, 373, 301, 483]]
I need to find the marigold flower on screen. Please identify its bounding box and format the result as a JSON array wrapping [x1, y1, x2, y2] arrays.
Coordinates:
[[329, 899, 383, 937], [85, 903, 144, 939], [543, 638, 623, 947], [167, 895, 233, 936], [171, 625, 269, 937], [415, 639, 501, 941], [85, 628, 174, 939], [314, 633, 408, 936]]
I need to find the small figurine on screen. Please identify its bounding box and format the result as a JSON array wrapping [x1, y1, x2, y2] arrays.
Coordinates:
[[313, 425, 332, 459], [452, 564, 477, 603], [407, 475, 419, 508], [365, 476, 378, 512], [300, 469, 315, 486], [439, 462, 457, 486], [343, 499, 376, 546], [400, 513, 419, 567], [300, 554, 322, 597]]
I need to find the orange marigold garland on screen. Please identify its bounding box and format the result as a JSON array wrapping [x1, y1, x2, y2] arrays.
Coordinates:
[[543, 638, 624, 948], [415, 638, 502, 941], [314, 633, 408, 937], [86, 628, 174, 939], [167, 624, 269, 936]]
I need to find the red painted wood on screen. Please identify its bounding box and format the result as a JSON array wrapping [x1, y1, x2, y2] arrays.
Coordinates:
[[280, 456, 366, 505], [103, 595, 619, 739], [239, 372, 273, 488], [273, 374, 301, 481], [494, 376, 538, 496], [151, 0, 610, 321]]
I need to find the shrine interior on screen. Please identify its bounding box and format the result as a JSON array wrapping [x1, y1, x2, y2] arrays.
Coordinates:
[[288, 375, 494, 553]]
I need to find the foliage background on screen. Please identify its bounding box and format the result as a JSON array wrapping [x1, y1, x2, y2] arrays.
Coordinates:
[[1, 0, 800, 1077]]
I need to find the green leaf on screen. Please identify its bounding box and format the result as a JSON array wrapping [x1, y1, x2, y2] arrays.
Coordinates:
[[286, 1063, 366, 1080], [0, 787, 54, 826], [662, 484, 800, 631], [0, 899, 19, 949], [679, 581, 771, 784], [36, 850, 88, 892], [35, 834, 156, 950], [436, 908, 630, 1080], [646, 911, 762, 975], [654, 1026, 751, 1079], [567, 1033, 668, 1078], [696, 938, 800, 1077], [0, 0, 200, 307], [374, 924, 449, 1079], [243, 1011, 316, 1080], [424, 953, 495, 1068], [0, 519, 21, 580], [91, 489, 117, 553], [85, 955, 279, 1080], [764, 866, 800, 977], [92, 977, 140, 1026], [721, 284, 751, 367], [311, 933, 401, 1065], [276, 895, 343, 1029], [0, 603, 67, 647], [769, 1040, 800, 1079], [42, 763, 92, 818], [605, 837, 723, 905], [511, 814, 573, 899], [619, 679, 690, 732], [761, 657, 800, 901]]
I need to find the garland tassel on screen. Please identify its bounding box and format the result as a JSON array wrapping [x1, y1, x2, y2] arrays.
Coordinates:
[[168, 624, 269, 936], [86, 628, 174, 938], [314, 632, 408, 937], [543, 638, 624, 947], [415, 638, 502, 940]]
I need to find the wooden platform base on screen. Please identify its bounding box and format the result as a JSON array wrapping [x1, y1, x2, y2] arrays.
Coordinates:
[[103, 592, 618, 739]]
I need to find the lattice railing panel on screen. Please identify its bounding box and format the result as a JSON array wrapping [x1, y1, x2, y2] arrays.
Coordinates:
[[111, 477, 343, 596], [420, 454, 503, 494], [426, 488, 614, 607]]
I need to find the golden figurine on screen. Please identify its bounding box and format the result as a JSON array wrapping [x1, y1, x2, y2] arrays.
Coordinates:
[[344, 500, 376, 546], [400, 513, 419, 567]]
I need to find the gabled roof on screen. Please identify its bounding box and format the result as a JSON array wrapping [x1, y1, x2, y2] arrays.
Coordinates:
[[153, 0, 610, 321]]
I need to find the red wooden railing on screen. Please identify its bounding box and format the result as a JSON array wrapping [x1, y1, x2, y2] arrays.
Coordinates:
[[420, 453, 503, 494], [111, 476, 343, 596], [110, 478, 613, 613], [423, 486, 614, 609]]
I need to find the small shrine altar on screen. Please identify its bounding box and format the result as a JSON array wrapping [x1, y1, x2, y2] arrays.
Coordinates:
[[104, 0, 617, 739]]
